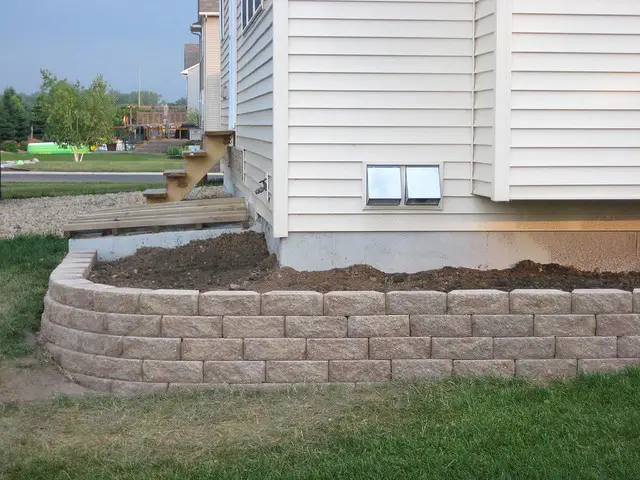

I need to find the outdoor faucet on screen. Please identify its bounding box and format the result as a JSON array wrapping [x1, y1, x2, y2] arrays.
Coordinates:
[[255, 179, 267, 195]]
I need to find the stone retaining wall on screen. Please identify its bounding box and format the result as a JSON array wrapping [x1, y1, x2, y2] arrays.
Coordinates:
[[40, 252, 640, 394]]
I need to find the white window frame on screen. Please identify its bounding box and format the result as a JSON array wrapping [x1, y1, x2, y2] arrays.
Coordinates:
[[241, 0, 263, 31]]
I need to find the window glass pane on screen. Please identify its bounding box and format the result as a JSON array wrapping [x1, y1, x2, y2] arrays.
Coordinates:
[[254, 0, 261, 10]]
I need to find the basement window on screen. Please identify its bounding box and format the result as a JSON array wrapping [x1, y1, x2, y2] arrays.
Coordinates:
[[242, 0, 263, 30], [366, 166, 402, 206], [405, 166, 442, 205]]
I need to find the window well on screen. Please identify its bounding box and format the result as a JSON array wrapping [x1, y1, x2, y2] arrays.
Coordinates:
[[366, 166, 402, 206], [405, 166, 442, 205]]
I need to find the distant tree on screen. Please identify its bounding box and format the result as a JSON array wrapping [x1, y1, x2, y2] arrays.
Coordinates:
[[115, 90, 164, 106], [0, 101, 12, 142], [41, 71, 117, 162], [170, 97, 187, 106], [30, 94, 48, 139], [186, 108, 200, 127], [0, 88, 30, 141], [18, 92, 39, 112]]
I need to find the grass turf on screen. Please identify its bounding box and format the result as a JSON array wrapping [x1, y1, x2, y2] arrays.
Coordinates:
[[2, 182, 164, 199], [1, 153, 182, 172], [1, 371, 640, 479], [0, 236, 67, 359]]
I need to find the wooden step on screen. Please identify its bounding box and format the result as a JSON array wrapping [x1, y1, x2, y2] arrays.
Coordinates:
[[163, 169, 187, 178], [205, 130, 235, 138], [183, 150, 207, 159], [142, 188, 167, 199]]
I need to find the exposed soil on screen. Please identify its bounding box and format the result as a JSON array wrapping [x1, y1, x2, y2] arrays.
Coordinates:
[[91, 232, 640, 293]]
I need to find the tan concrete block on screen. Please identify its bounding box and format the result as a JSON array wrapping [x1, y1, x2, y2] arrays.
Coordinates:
[[111, 381, 168, 395], [348, 315, 409, 338], [392, 359, 452, 380], [386, 291, 446, 315], [139, 290, 199, 316], [324, 291, 385, 316], [93, 288, 144, 314], [266, 361, 328, 383], [60, 348, 142, 381], [307, 338, 368, 360], [42, 320, 122, 357], [572, 289, 632, 314], [53, 280, 98, 309], [534, 315, 596, 337], [329, 360, 390, 382], [48, 299, 105, 333], [510, 290, 571, 314], [472, 315, 533, 337], [244, 338, 306, 360], [105, 313, 161, 337], [597, 314, 640, 336], [181, 339, 243, 360], [618, 336, 640, 357], [411, 315, 471, 337], [286, 316, 347, 338], [579, 358, 640, 374], [122, 337, 180, 360], [204, 361, 265, 383], [168, 383, 215, 392], [223, 316, 284, 338], [634, 289, 640, 313], [448, 290, 509, 314], [199, 291, 260, 316], [162, 316, 222, 338], [432, 337, 493, 359], [262, 291, 323, 316], [556, 337, 617, 359], [369, 337, 430, 360], [70, 373, 112, 392], [453, 360, 515, 378], [143, 360, 203, 383], [516, 359, 577, 379], [493, 337, 554, 359]]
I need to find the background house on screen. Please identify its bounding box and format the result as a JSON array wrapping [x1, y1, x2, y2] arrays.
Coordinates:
[[181, 44, 200, 112], [195, 0, 222, 132], [202, 0, 640, 273]]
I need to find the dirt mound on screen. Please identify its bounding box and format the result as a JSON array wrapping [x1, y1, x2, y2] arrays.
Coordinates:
[[90, 232, 640, 293]]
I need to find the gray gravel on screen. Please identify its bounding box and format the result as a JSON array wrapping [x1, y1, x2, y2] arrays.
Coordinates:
[[0, 186, 229, 238]]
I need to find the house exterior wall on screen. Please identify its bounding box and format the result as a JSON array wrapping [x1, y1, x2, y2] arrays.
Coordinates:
[[185, 64, 201, 112], [203, 15, 222, 131], [506, 0, 640, 200], [219, 0, 274, 224]]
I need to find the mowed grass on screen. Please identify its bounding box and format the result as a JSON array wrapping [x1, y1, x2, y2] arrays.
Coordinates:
[[1, 153, 182, 172], [0, 236, 67, 359], [2, 371, 640, 479], [3, 182, 164, 199]]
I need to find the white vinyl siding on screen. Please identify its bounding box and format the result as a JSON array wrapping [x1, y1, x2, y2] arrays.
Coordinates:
[[235, 0, 274, 222], [287, 0, 477, 232], [220, 0, 230, 127], [473, 0, 495, 198], [204, 16, 222, 131], [508, 0, 640, 200]]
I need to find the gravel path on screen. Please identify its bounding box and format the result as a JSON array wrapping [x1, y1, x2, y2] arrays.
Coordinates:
[[0, 186, 228, 238]]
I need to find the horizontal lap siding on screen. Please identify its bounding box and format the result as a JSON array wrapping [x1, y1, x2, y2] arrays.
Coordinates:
[[221, 0, 230, 126], [473, 0, 496, 198], [205, 18, 222, 131], [288, 0, 477, 232], [235, 1, 274, 221], [509, 1, 640, 200]]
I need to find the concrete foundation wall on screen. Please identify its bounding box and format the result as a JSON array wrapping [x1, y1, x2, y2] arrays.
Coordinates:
[[276, 231, 640, 273], [41, 253, 640, 393]]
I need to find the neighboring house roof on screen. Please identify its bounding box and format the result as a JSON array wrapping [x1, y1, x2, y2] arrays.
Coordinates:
[[199, 0, 219, 14], [181, 63, 200, 76], [184, 44, 199, 70]]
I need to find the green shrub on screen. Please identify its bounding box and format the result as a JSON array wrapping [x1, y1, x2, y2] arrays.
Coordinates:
[[18, 140, 29, 151], [1, 140, 19, 152], [167, 146, 184, 158]]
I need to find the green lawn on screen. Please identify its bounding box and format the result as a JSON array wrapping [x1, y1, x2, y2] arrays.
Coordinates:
[[1, 153, 182, 172], [2, 182, 164, 199], [0, 236, 67, 359], [1, 372, 640, 479]]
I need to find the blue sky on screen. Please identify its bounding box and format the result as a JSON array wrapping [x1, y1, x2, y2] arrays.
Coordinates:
[[0, 0, 198, 101]]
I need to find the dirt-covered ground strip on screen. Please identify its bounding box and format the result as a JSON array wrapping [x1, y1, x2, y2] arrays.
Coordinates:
[[90, 232, 640, 293]]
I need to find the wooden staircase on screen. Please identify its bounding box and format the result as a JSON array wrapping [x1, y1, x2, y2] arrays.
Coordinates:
[[143, 130, 234, 204]]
